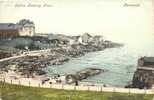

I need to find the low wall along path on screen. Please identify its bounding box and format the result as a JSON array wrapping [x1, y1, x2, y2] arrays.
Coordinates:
[[0, 77, 154, 94]]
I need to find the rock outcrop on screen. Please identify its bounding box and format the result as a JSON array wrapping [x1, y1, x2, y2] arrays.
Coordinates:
[[65, 68, 105, 84]]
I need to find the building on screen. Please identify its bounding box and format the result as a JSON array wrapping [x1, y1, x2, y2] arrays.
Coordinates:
[[0, 19, 35, 39], [78, 33, 92, 44], [0, 23, 19, 39], [18, 19, 35, 36], [138, 57, 154, 67]]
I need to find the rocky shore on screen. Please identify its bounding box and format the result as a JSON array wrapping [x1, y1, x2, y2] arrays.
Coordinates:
[[0, 53, 69, 78], [0, 33, 123, 80]]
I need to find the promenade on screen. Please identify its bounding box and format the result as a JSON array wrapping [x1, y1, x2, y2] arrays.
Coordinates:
[[0, 49, 51, 63], [0, 77, 154, 94]]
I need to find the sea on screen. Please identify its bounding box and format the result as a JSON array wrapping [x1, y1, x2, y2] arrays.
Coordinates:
[[46, 41, 154, 87]]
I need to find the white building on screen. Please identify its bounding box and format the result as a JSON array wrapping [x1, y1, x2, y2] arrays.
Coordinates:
[[18, 19, 35, 36], [78, 33, 92, 44]]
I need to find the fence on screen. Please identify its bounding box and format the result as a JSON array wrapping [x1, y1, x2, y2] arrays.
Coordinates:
[[0, 77, 154, 94]]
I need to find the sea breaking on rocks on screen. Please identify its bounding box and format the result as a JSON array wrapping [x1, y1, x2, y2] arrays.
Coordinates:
[[0, 32, 123, 85]]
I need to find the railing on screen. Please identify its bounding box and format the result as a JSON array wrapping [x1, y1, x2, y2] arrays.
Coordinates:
[[0, 78, 154, 94]]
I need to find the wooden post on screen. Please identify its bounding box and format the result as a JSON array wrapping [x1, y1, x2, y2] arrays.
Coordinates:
[[18, 80, 21, 85], [88, 86, 90, 91], [144, 88, 146, 94], [11, 80, 12, 84], [62, 84, 64, 89], [29, 81, 30, 87], [3, 78, 5, 83], [50, 84, 52, 88], [74, 86, 76, 91], [101, 86, 103, 92], [129, 88, 131, 95], [112, 87, 115, 98], [113, 87, 115, 92], [38, 83, 40, 88]]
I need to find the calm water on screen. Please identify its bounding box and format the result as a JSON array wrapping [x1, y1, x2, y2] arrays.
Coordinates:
[[46, 43, 154, 87]]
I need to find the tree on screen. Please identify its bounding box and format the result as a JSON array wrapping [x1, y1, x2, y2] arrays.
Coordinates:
[[17, 19, 34, 26]]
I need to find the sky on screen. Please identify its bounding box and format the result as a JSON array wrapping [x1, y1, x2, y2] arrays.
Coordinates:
[[0, 0, 154, 45]]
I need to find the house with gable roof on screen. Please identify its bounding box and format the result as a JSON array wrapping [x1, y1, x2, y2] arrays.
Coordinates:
[[0, 19, 35, 39]]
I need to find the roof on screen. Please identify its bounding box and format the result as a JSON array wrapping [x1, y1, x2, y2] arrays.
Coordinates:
[[82, 33, 92, 38], [22, 23, 34, 27], [141, 57, 154, 63], [0, 23, 20, 30]]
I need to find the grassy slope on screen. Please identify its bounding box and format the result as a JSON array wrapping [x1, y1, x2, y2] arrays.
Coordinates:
[[0, 82, 153, 100]]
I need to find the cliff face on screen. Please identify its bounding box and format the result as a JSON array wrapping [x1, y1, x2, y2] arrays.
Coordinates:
[[126, 57, 154, 89]]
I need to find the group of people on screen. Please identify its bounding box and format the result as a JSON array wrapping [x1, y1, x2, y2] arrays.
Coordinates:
[[41, 74, 62, 85]]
